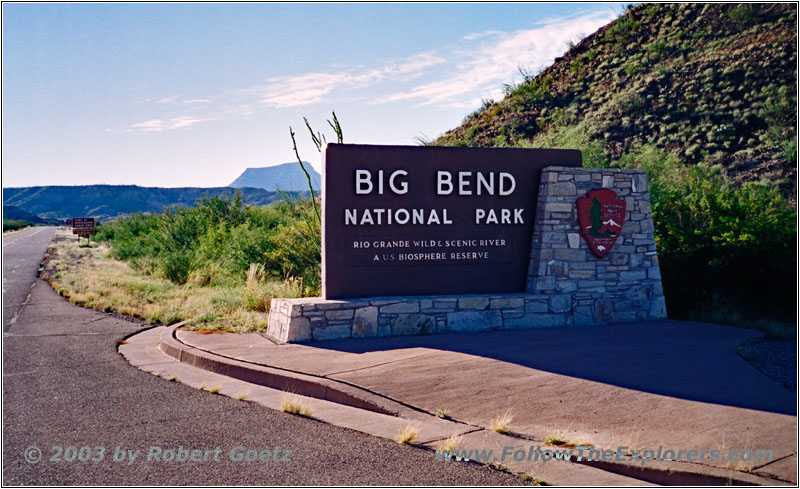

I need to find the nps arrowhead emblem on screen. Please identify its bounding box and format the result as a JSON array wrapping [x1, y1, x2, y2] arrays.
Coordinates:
[[576, 188, 626, 258]]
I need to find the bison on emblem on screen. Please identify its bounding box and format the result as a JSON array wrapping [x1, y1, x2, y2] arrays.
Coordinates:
[[576, 188, 626, 258]]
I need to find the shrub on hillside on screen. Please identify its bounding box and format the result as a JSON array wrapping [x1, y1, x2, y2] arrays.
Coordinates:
[[616, 145, 796, 321]]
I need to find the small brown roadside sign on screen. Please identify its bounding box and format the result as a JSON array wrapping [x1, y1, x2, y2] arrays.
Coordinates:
[[71, 217, 95, 236], [72, 217, 95, 229]]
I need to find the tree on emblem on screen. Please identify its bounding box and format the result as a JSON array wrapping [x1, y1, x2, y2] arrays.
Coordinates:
[[576, 189, 626, 258], [587, 198, 616, 238]]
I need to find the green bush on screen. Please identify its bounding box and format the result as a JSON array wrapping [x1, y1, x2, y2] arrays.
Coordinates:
[[95, 193, 321, 295], [616, 145, 796, 321], [603, 13, 640, 43], [3, 219, 30, 232], [728, 4, 755, 28]]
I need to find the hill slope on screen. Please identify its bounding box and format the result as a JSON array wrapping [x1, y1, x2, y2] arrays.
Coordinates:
[[2, 185, 287, 222], [437, 3, 796, 189], [229, 162, 321, 192], [3, 205, 48, 224]]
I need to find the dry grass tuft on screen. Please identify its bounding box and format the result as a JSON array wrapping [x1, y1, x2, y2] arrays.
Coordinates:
[[396, 424, 420, 444], [435, 434, 463, 452], [490, 410, 514, 434], [280, 393, 312, 417]]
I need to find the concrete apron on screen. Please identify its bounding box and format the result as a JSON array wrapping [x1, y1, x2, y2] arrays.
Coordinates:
[[120, 322, 795, 486]]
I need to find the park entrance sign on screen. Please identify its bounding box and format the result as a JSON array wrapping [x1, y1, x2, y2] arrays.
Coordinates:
[[322, 144, 582, 299], [270, 146, 667, 343]]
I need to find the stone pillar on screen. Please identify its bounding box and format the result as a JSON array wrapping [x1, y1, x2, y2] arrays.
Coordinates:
[[526, 167, 667, 325]]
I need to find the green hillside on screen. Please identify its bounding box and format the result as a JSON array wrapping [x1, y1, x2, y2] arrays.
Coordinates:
[[3, 205, 48, 224], [438, 3, 796, 191], [437, 3, 797, 326]]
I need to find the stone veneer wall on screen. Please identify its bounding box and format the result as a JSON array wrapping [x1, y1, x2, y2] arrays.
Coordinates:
[[526, 166, 666, 325], [267, 167, 666, 343]]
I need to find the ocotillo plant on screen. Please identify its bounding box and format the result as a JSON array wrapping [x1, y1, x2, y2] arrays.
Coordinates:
[[289, 111, 343, 224]]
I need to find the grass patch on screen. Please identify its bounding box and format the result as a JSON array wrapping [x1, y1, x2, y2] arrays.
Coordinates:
[[236, 392, 249, 401], [167, 376, 179, 382], [434, 408, 450, 419], [42, 228, 300, 333], [544, 434, 567, 446], [544, 434, 584, 448], [396, 424, 420, 444], [209, 386, 221, 394], [490, 410, 514, 434], [281, 393, 312, 417]]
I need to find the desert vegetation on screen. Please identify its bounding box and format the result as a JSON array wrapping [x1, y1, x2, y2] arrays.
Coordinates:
[[3, 219, 31, 232], [42, 225, 304, 332], [93, 194, 320, 296]]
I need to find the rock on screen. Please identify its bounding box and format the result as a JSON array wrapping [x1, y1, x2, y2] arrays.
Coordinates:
[[352, 307, 378, 338], [447, 310, 501, 332], [392, 314, 434, 335], [458, 297, 490, 310]]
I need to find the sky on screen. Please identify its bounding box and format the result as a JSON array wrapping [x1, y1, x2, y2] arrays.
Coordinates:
[[2, 3, 623, 188]]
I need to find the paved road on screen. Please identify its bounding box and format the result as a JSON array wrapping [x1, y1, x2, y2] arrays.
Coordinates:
[[3, 227, 57, 332], [2, 229, 526, 485]]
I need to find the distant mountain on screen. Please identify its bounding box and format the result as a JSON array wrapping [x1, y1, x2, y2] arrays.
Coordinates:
[[2, 185, 287, 222], [229, 162, 321, 192], [3, 205, 48, 224]]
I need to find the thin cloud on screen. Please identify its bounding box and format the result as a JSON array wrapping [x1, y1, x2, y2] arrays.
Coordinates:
[[462, 30, 502, 41], [376, 10, 615, 108], [130, 115, 218, 132], [256, 52, 446, 108]]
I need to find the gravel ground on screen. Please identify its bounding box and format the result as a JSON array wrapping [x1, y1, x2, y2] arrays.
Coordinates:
[[737, 337, 797, 391]]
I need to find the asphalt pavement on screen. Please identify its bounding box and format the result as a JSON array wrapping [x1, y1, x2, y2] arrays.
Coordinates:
[[2, 227, 528, 485]]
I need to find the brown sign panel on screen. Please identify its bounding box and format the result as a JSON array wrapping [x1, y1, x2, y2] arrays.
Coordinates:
[[72, 228, 94, 235], [322, 144, 582, 299], [72, 217, 95, 229]]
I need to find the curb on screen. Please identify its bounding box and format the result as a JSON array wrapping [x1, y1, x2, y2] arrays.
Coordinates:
[[159, 325, 405, 416]]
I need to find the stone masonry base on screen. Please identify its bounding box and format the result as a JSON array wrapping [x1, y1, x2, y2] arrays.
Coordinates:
[[267, 166, 667, 343], [267, 293, 598, 343]]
